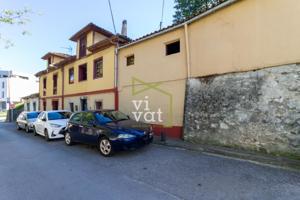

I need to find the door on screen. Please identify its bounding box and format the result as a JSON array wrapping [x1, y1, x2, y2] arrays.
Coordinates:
[[52, 100, 59, 110], [36, 112, 46, 134], [81, 112, 98, 144], [80, 99, 87, 111], [68, 113, 82, 141]]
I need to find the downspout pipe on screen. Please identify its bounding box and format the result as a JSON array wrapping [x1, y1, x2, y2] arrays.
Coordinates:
[[184, 23, 191, 79], [61, 67, 65, 110], [114, 42, 119, 110]]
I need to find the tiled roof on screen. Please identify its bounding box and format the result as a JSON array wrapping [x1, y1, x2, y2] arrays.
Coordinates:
[[41, 52, 72, 60], [22, 93, 39, 99], [69, 23, 114, 42]]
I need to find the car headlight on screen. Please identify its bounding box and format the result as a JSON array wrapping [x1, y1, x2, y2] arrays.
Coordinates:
[[118, 134, 136, 139], [50, 123, 62, 128]]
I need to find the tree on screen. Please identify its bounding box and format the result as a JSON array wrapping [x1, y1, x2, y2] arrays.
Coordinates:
[[0, 8, 32, 48], [173, 0, 224, 23]]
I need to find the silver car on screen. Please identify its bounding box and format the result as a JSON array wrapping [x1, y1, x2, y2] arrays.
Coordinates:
[[16, 111, 40, 133]]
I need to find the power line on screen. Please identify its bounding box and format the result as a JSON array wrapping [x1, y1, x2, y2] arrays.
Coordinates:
[[108, 0, 117, 34], [159, 0, 165, 30]]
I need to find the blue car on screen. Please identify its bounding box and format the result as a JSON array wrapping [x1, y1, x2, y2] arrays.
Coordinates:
[[64, 110, 154, 156]]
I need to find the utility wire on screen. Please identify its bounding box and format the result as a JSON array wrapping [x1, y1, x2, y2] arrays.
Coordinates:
[[108, 0, 117, 34], [159, 0, 165, 29]]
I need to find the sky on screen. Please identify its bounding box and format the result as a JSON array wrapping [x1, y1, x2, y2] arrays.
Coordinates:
[[0, 0, 175, 74]]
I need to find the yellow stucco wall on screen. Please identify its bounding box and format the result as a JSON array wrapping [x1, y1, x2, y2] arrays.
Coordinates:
[[39, 68, 63, 98], [64, 45, 115, 95], [118, 28, 187, 127], [188, 0, 300, 77]]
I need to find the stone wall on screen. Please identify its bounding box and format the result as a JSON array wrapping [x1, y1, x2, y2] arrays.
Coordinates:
[[184, 64, 300, 155]]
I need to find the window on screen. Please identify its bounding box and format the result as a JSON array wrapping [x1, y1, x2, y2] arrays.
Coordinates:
[[69, 68, 74, 84], [43, 100, 46, 111], [79, 36, 87, 58], [126, 55, 135, 66], [48, 112, 71, 121], [1, 91, 4, 98], [93, 58, 103, 79], [95, 101, 102, 110], [2, 82, 4, 88], [48, 57, 52, 66], [53, 74, 58, 95], [43, 78, 47, 96], [69, 102, 74, 112], [78, 64, 87, 81], [166, 40, 180, 55], [27, 103, 30, 111], [82, 112, 95, 125], [70, 113, 82, 124], [33, 102, 36, 111], [52, 100, 59, 110]]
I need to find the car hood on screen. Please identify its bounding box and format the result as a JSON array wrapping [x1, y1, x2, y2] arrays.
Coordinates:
[[48, 119, 68, 126], [105, 120, 150, 134]]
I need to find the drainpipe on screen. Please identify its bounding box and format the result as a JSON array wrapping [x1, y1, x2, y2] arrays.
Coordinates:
[[184, 23, 191, 79], [114, 42, 119, 110], [61, 67, 65, 110]]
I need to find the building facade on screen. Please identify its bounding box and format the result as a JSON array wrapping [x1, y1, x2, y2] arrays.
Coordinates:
[[0, 70, 38, 111], [36, 23, 129, 112], [22, 93, 39, 112], [36, 0, 300, 156]]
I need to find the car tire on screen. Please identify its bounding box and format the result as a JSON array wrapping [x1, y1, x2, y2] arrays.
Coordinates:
[[25, 125, 30, 133], [98, 137, 114, 157], [64, 132, 73, 146], [44, 129, 50, 142], [16, 123, 21, 131]]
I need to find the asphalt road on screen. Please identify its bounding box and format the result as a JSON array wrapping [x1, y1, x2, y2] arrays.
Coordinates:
[[0, 122, 300, 200]]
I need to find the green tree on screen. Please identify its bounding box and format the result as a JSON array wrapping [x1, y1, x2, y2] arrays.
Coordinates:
[[0, 8, 31, 48], [173, 0, 224, 23]]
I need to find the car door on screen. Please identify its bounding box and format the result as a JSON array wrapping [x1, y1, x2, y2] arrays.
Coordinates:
[[81, 112, 98, 144], [35, 112, 45, 134], [68, 113, 83, 141]]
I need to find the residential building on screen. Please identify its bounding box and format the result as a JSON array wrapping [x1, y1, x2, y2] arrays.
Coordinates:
[[0, 70, 38, 111], [117, 0, 300, 139], [22, 93, 39, 111], [35, 23, 130, 112]]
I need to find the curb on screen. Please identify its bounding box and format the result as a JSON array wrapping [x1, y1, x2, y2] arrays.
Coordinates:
[[153, 137, 300, 171]]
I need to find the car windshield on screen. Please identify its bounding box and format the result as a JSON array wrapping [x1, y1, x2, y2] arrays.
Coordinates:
[[101, 111, 129, 122], [27, 112, 40, 119], [48, 112, 71, 121]]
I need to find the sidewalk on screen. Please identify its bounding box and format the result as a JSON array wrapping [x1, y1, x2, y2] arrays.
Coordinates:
[[153, 136, 300, 171]]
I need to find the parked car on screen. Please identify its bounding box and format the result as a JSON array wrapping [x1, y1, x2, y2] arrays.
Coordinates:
[[64, 110, 153, 156], [33, 110, 72, 141], [16, 111, 40, 133]]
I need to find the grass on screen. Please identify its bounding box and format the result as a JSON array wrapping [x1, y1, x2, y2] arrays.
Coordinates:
[[0, 112, 7, 117]]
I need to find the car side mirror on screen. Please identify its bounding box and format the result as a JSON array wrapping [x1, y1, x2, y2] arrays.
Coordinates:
[[127, 115, 130, 119], [42, 118, 47, 122]]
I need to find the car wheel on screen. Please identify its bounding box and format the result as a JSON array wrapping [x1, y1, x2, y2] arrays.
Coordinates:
[[25, 125, 30, 133], [44, 129, 50, 142], [16, 123, 21, 130], [33, 126, 37, 136], [99, 137, 113, 157], [64, 132, 73, 146]]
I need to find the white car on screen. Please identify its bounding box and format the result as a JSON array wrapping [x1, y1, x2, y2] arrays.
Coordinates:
[[33, 110, 72, 141]]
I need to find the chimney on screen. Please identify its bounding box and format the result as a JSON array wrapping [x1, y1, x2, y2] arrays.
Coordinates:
[[121, 20, 127, 36]]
